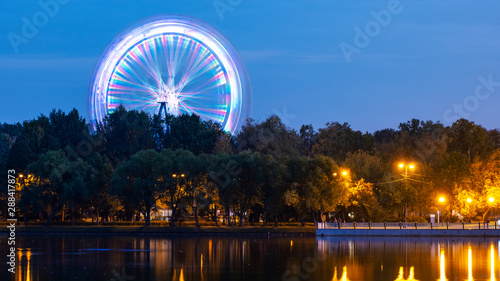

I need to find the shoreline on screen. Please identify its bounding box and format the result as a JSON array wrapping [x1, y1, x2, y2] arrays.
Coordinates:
[[317, 228, 500, 237], [0, 225, 317, 237]]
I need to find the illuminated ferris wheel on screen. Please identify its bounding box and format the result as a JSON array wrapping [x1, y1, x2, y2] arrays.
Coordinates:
[[89, 15, 251, 134]]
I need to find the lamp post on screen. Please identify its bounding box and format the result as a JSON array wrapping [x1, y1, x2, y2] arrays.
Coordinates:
[[437, 196, 446, 225], [482, 196, 496, 222], [398, 163, 415, 222], [334, 169, 351, 222], [170, 173, 185, 224]]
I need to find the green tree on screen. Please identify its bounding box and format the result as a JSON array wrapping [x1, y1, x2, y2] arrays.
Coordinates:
[[8, 109, 88, 171], [158, 149, 202, 227], [231, 151, 262, 226], [259, 155, 287, 226], [110, 150, 163, 226], [208, 153, 238, 226], [285, 156, 310, 225], [299, 124, 317, 157], [27, 150, 89, 225], [98, 106, 157, 166], [313, 122, 373, 162], [0, 133, 15, 172], [17, 174, 43, 226], [165, 114, 225, 155], [447, 119, 492, 162], [469, 150, 500, 220], [287, 155, 348, 224], [344, 151, 385, 183], [8, 115, 54, 171], [344, 179, 382, 221], [306, 155, 348, 223], [86, 153, 115, 225], [235, 116, 301, 158]]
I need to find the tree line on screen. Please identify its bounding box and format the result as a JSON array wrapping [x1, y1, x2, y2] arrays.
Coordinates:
[[1, 106, 499, 226]]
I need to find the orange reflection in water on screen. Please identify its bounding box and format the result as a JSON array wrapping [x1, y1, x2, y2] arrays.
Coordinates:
[[492, 244, 496, 281], [201, 253, 204, 281], [17, 249, 31, 281], [179, 268, 184, 281], [331, 266, 350, 281], [395, 267, 404, 281], [439, 248, 447, 281], [468, 245, 474, 281], [408, 267, 417, 281], [394, 267, 418, 281]]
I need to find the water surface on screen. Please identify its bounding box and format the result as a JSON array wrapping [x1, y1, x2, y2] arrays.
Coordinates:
[[1, 235, 498, 281]]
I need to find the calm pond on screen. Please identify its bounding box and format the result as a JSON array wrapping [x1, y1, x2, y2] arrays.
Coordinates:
[[1, 235, 498, 281]]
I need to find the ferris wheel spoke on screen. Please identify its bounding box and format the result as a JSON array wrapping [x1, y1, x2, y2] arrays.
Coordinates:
[[138, 43, 162, 83], [179, 103, 227, 123], [108, 85, 155, 96], [141, 38, 161, 80], [181, 63, 220, 91], [167, 35, 176, 78], [179, 49, 214, 87], [109, 91, 156, 102], [186, 73, 225, 95], [118, 61, 158, 94], [182, 43, 206, 76], [111, 71, 157, 93], [172, 36, 187, 75], [127, 48, 159, 82], [115, 62, 149, 88], [176, 43, 210, 88]]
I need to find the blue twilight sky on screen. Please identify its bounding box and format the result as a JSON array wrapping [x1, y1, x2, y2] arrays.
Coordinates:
[[1, 0, 500, 133]]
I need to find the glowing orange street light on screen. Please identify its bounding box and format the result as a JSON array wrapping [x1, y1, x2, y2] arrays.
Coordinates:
[[398, 162, 416, 181], [439, 197, 445, 203], [181, 174, 185, 178], [398, 162, 417, 223], [466, 198, 472, 203], [333, 173, 338, 176], [489, 197, 495, 203], [19, 174, 24, 178], [172, 174, 177, 178], [342, 171, 348, 176]]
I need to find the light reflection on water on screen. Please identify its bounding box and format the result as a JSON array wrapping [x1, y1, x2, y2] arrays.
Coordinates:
[[316, 237, 499, 281], [1, 236, 499, 281]]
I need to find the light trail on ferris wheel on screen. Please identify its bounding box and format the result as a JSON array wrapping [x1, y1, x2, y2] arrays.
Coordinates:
[[89, 15, 251, 134]]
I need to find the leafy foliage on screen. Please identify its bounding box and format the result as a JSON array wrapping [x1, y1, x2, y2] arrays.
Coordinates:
[[4, 107, 500, 225]]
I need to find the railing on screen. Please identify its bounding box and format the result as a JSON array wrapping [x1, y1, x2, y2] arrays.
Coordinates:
[[317, 221, 500, 230]]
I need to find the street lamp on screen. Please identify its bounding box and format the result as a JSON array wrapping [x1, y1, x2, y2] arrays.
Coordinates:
[[334, 170, 349, 177], [398, 162, 416, 222], [488, 197, 494, 203], [398, 162, 415, 181], [466, 198, 472, 203], [437, 196, 446, 225]]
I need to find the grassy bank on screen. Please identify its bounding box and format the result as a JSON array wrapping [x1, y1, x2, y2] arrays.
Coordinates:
[[0, 225, 316, 236]]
